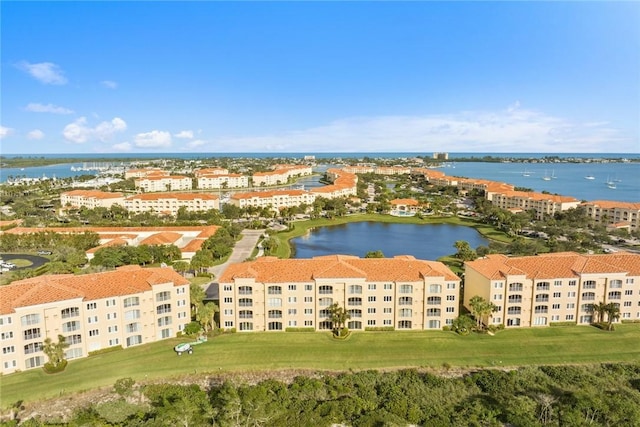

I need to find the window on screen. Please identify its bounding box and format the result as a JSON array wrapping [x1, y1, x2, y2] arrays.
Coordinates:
[[61, 307, 80, 319], [384, 284, 392, 290], [535, 294, 549, 303], [224, 309, 233, 316], [447, 283, 456, 290], [383, 296, 392, 302], [368, 296, 376, 302], [446, 307, 455, 313], [156, 291, 171, 302], [107, 312, 117, 320], [399, 285, 413, 294], [567, 303, 575, 309], [237, 298, 251, 307], [446, 295, 456, 301], [268, 286, 282, 295], [107, 339, 119, 347], [89, 329, 99, 337], [223, 285, 232, 291], [533, 317, 547, 326], [348, 309, 362, 318], [126, 323, 140, 333], [176, 286, 186, 294], [398, 320, 412, 329], [177, 299, 186, 307], [568, 291, 576, 298], [507, 307, 521, 315], [20, 314, 40, 327], [493, 294, 503, 301], [348, 297, 362, 306], [25, 356, 45, 369], [367, 319, 376, 326], [239, 322, 253, 331], [509, 283, 523, 292], [0, 316, 11, 326], [551, 315, 560, 321], [348, 285, 362, 294], [88, 315, 98, 324], [288, 309, 297, 315], [268, 322, 283, 331], [553, 292, 561, 298], [427, 320, 440, 329], [536, 282, 550, 291], [399, 308, 412, 318], [87, 302, 97, 310], [507, 318, 521, 326], [156, 304, 171, 315], [238, 286, 252, 295], [582, 292, 595, 301], [367, 307, 376, 314], [552, 304, 560, 310], [1, 332, 14, 340], [304, 296, 313, 303], [493, 317, 501, 324], [383, 319, 392, 325], [67, 334, 82, 345], [508, 295, 522, 304], [368, 284, 377, 290], [24, 342, 43, 354], [268, 298, 282, 307], [160, 328, 171, 339], [124, 297, 139, 307], [427, 296, 441, 305], [305, 284, 313, 291], [106, 298, 116, 307], [626, 278, 634, 284], [429, 284, 442, 293], [108, 325, 119, 333], [383, 307, 392, 314], [493, 282, 503, 289], [427, 308, 441, 317], [569, 280, 577, 286], [268, 310, 282, 319], [565, 314, 574, 321], [625, 290, 633, 296], [126, 335, 142, 346], [158, 316, 172, 327], [319, 285, 333, 294], [3, 346, 15, 354], [288, 285, 297, 291], [554, 280, 562, 287], [534, 305, 548, 314], [23, 328, 41, 340], [304, 309, 313, 315], [4, 360, 17, 369], [624, 301, 632, 307], [583, 280, 596, 290], [399, 296, 412, 305], [125, 309, 141, 320]]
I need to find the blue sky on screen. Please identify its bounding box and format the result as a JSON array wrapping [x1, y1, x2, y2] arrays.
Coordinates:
[[1, 1, 638, 154]]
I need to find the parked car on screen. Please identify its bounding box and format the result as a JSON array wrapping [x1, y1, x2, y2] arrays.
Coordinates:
[[37, 250, 53, 255], [0, 262, 16, 269]]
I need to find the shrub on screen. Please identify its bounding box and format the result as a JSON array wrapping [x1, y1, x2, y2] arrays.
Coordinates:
[[285, 327, 315, 332], [364, 326, 395, 332], [89, 345, 123, 356], [442, 325, 452, 331], [550, 321, 577, 327], [43, 360, 67, 374]]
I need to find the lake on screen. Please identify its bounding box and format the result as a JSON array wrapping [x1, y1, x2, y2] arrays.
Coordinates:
[[290, 221, 488, 260]]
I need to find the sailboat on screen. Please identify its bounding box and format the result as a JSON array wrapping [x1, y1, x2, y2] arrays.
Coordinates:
[[522, 169, 531, 177], [605, 176, 616, 189], [551, 170, 557, 179], [542, 170, 551, 181], [584, 175, 595, 180]]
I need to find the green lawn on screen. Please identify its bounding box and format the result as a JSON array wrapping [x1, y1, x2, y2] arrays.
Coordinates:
[[2, 324, 639, 406]]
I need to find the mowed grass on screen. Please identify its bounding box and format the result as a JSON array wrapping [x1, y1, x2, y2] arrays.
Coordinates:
[[2, 325, 639, 406]]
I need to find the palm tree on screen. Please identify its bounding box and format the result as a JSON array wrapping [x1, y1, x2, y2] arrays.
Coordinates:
[[42, 334, 69, 370], [468, 295, 499, 331], [589, 302, 607, 324], [604, 303, 621, 331], [328, 303, 350, 337]]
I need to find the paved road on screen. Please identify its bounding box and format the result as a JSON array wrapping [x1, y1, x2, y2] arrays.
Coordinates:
[[0, 253, 49, 270], [205, 229, 265, 298]]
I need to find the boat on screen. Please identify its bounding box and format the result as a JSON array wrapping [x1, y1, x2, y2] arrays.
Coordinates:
[[607, 183, 617, 189], [542, 170, 551, 181], [584, 175, 595, 180], [522, 169, 531, 177], [551, 170, 557, 179]]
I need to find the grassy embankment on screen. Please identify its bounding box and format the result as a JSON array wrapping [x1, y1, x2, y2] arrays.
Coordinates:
[[2, 324, 639, 406]]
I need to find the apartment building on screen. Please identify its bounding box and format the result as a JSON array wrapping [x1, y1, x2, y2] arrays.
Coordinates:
[[134, 175, 193, 192], [125, 192, 219, 215], [581, 200, 640, 231], [60, 190, 125, 210], [464, 252, 640, 328], [194, 167, 229, 177], [218, 255, 460, 332], [487, 190, 580, 220], [230, 190, 316, 212], [252, 164, 312, 187], [197, 173, 249, 190], [124, 168, 169, 179], [311, 169, 358, 199], [0, 266, 190, 375]]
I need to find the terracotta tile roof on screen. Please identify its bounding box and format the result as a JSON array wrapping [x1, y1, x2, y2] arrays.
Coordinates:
[[466, 252, 640, 280], [5, 226, 218, 235], [86, 237, 129, 253], [219, 255, 459, 283], [61, 190, 124, 199], [231, 189, 307, 200], [181, 238, 206, 252], [0, 266, 189, 314], [139, 232, 183, 245], [390, 198, 419, 206]]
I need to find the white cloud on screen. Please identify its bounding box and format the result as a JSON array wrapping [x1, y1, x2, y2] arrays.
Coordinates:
[[0, 126, 14, 139], [112, 142, 132, 151], [63, 117, 127, 144], [25, 103, 74, 115], [174, 130, 194, 139], [27, 129, 45, 140], [101, 80, 118, 89], [134, 130, 172, 149], [207, 106, 634, 153], [16, 61, 67, 85]]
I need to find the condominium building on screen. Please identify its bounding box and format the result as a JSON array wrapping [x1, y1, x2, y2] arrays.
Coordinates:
[[487, 190, 580, 220], [124, 168, 169, 179], [229, 189, 316, 212], [0, 266, 190, 375], [464, 252, 640, 328], [134, 176, 193, 192], [581, 200, 640, 231], [60, 190, 125, 210], [124, 192, 220, 215], [311, 169, 358, 199], [218, 255, 460, 332], [197, 174, 249, 190], [194, 167, 229, 177], [252, 164, 312, 187]]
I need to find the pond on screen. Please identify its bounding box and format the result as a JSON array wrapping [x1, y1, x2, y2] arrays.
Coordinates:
[[291, 221, 488, 260]]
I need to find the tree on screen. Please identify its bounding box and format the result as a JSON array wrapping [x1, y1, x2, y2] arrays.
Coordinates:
[[604, 303, 621, 331], [328, 303, 350, 336], [173, 260, 191, 276], [589, 301, 607, 324], [190, 282, 205, 315], [197, 301, 219, 334], [451, 314, 475, 335], [454, 240, 477, 261], [365, 250, 385, 258], [42, 334, 69, 370], [468, 295, 499, 331]]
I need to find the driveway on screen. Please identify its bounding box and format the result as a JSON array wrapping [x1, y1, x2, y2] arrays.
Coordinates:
[[0, 253, 49, 270], [205, 229, 265, 298]]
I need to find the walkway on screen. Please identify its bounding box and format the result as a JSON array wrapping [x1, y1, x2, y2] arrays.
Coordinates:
[[205, 229, 265, 298]]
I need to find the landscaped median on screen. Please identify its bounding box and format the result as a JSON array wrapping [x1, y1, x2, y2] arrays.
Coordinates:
[[272, 213, 513, 258], [2, 324, 639, 407]]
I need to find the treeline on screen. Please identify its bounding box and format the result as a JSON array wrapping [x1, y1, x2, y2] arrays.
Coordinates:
[[11, 363, 640, 426]]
